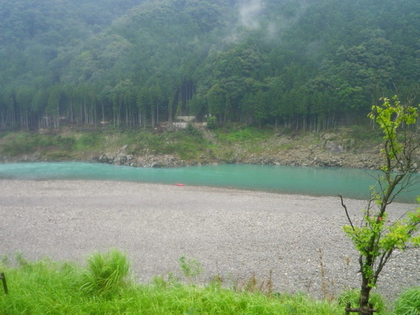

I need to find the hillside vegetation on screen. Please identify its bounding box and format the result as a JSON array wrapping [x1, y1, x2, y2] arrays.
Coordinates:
[[1, 0, 420, 132]]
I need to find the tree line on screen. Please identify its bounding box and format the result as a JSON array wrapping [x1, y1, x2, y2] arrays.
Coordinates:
[[1, 0, 420, 131]]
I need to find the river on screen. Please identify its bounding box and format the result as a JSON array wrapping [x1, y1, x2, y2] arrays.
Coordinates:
[[0, 162, 419, 203]]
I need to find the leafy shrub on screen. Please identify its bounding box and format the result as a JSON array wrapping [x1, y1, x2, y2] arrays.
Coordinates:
[[179, 256, 203, 282], [206, 116, 218, 130], [184, 123, 198, 136]]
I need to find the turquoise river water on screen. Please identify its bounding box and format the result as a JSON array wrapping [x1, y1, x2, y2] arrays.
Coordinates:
[[0, 162, 419, 203]]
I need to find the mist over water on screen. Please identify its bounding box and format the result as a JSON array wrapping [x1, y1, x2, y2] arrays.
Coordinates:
[[0, 162, 418, 203]]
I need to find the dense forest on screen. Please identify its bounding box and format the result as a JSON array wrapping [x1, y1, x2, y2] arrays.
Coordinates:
[[1, 0, 420, 131]]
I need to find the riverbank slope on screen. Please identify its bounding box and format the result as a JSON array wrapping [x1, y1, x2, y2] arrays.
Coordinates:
[[0, 125, 398, 169]]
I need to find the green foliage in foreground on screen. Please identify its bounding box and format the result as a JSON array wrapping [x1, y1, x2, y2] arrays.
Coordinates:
[[0, 249, 418, 315], [0, 250, 344, 315], [392, 287, 420, 315], [342, 97, 420, 314]]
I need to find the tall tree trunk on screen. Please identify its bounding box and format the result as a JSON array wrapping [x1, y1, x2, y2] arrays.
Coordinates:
[[156, 101, 159, 125], [92, 102, 96, 126], [168, 99, 173, 123], [151, 107, 155, 128], [56, 105, 60, 128], [84, 102, 88, 124], [138, 111, 142, 128], [70, 102, 74, 124], [117, 101, 122, 127], [126, 105, 129, 127]]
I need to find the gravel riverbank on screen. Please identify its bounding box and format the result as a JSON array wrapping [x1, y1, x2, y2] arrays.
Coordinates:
[[0, 179, 419, 299]]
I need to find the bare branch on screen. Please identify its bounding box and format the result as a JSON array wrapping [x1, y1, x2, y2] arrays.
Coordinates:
[[339, 195, 355, 231]]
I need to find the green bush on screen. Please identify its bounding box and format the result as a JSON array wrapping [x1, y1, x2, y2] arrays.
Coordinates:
[[206, 116, 218, 130]]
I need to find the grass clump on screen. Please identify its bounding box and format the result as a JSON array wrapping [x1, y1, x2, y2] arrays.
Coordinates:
[[1, 254, 81, 314], [216, 125, 271, 144], [392, 287, 420, 315], [79, 248, 130, 298]]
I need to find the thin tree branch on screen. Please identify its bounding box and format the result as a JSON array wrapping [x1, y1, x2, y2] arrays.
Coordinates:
[[339, 194, 355, 231]]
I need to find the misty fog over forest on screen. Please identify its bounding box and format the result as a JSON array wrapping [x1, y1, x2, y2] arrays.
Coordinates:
[[1, 0, 420, 131]]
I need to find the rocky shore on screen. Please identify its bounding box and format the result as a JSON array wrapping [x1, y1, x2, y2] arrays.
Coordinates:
[[1, 179, 419, 300], [93, 146, 383, 169], [93, 132, 385, 169], [1, 128, 417, 170]]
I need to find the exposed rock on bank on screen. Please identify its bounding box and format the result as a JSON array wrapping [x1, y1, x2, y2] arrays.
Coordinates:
[[2, 129, 417, 170], [92, 132, 386, 170], [96, 152, 187, 168], [94, 144, 184, 168]]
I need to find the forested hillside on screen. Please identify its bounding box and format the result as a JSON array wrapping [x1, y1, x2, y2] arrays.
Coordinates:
[[1, 0, 420, 131]]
